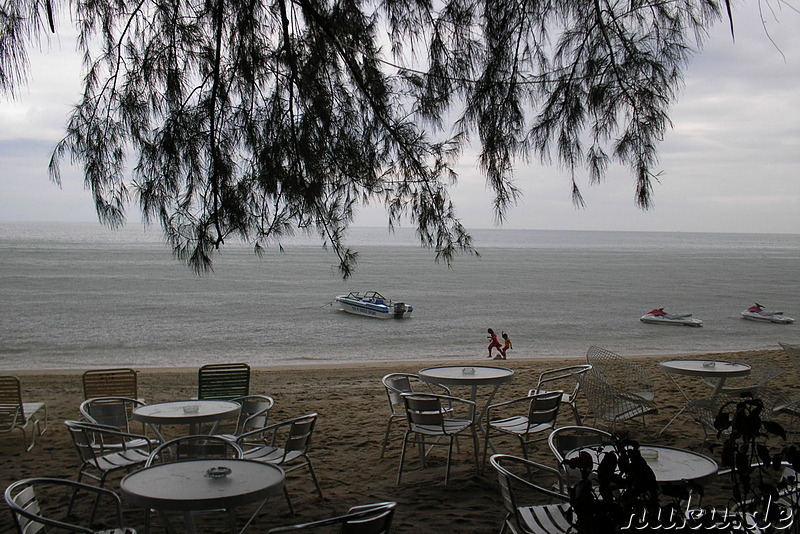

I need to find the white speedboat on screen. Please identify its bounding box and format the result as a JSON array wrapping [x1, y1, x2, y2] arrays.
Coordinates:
[[741, 303, 795, 324], [640, 308, 703, 327], [335, 291, 412, 319]]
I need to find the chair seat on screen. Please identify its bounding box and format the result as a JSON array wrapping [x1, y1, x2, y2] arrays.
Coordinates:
[[90, 448, 151, 471], [242, 445, 305, 465], [518, 503, 572, 534], [489, 416, 555, 436], [410, 417, 473, 436], [599, 400, 657, 423]]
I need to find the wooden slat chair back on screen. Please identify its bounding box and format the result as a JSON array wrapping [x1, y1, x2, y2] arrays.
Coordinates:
[[197, 363, 251, 400], [0, 376, 47, 452], [82, 368, 139, 400]]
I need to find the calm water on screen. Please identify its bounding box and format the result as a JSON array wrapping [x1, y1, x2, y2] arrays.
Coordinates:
[[0, 222, 798, 370]]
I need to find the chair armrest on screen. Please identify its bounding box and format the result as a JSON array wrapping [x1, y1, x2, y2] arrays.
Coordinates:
[[236, 413, 317, 446]]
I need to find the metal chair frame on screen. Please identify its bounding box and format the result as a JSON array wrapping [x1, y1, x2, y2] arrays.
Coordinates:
[[397, 393, 479, 486], [483, 391, 562, 466], [268, 501, 397, 533], [380, 373, 452, 458], [490, 454, 571, 534], [5, 476, 134, 534], [237, 413, 323, 515], [0, 375, 47, 452], [529, 364, 592, 425]]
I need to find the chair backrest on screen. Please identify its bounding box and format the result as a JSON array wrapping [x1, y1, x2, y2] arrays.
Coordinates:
[[233, 394, 275, 435], [5, 477, 128, 534], [525, 391, 562, 427], [403, 394, 448, 431], [79, 396, 145, 432], [82, 368, 138, 400], [781, 343, 800, 373], [65, 420, 105, 464], [382, 373, 415, 414], [532, 364, 593, 401], [0, 376, 25, 427], [146, 435, 243, 467], [284, 414, 317, 455], [489, 454, 567, 524], [586, 346, 652, 395], [197, 363, 251, 400], [548, 425, 614, 463]]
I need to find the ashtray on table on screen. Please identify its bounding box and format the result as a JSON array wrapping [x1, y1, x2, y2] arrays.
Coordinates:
[[206, 466, 232, 478]]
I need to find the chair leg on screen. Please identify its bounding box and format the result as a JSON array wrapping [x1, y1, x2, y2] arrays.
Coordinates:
[[471, 428, 480, 476], [445, 436, 454, 485], [397, 431, 410, 485], [283, 485, 296, 516], [304, 457, 324, 499], [380, 417, 395, 458], [481, 427, 493, 469]]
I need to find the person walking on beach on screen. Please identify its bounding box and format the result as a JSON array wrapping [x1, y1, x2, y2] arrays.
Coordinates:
[[487, 328, 502, 358], [498, 332, 512, 359]]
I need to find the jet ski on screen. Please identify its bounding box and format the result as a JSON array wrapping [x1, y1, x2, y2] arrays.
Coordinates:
[[640, 308, 703, 327], [741, 303, 795, 324]]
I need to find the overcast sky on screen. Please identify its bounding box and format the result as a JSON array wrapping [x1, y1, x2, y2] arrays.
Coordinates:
[[1, 2, 798, 235]]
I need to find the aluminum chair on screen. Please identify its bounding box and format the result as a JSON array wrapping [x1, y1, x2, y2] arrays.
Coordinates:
[[79, 396, 156, 449], [529, 364, 592, 425], [237, 413, 323, 515], [0, 375, 47, 452], [268, 501, 397, 533], [217, 394, 275, 444], [64, 420, 152, 519], [547, 425, 613, 486], [380, 372, 452, 458], [397, 393, 479, 485], [483, 391, 562, 466], [5, 477, 136, 534], [489, 454, 571, 534]]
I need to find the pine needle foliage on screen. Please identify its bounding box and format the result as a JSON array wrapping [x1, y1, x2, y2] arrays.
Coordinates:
[[1, 0, 735, 276]]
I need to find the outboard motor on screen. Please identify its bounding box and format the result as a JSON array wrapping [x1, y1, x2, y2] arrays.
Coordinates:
[[394, 303, 407, 319]]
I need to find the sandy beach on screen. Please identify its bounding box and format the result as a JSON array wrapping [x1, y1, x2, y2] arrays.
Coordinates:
[[1, 348, 796, 533]]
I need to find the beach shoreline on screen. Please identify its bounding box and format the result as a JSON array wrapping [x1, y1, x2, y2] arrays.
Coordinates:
[[1, 347, 795, 533], [4, 348, 779, 375]]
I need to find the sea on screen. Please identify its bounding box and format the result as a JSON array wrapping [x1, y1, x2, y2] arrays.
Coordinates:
[[0, 222, 798, 370]]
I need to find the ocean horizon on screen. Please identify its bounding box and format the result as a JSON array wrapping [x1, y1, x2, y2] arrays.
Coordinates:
[[1, 221, 798, 370]]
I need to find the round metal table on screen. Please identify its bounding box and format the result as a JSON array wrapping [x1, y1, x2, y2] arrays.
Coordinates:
[[659, 360, 751, 434], [567, 444, 719, 485], [132, 400, 241, 439], [121, 458, 284, 534]]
